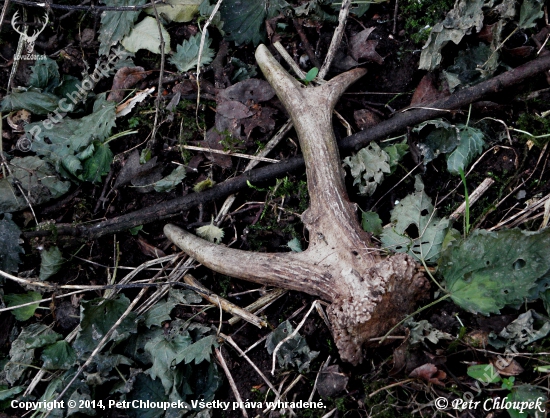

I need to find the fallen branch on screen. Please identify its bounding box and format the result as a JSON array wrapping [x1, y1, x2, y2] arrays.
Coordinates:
[[22, 52, 550, 240]]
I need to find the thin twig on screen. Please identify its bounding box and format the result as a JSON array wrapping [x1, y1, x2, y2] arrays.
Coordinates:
[[450, 177, 495, 221], [8, 0, 166, 11], [181, 144, 279, 163], [215, 347, 248, 417], [147, 2, 166, 151], [271, 301, 319, 375], [318, 0, 351, 80], [220, 332, 281, 398]]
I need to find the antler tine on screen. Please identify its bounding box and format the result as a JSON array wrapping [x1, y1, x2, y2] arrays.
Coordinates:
[[28, 12, 49, 42], [11, 11, 26, 36]]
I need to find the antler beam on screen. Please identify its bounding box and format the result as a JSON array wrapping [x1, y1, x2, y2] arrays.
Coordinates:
[[165, 45, 429, 364]]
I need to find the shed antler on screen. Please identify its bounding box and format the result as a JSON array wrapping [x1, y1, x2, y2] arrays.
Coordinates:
[[165, 45, 429, 364]]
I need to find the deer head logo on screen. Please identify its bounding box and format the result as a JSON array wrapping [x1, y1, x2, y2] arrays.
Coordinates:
[[11, 11, 49, 54]]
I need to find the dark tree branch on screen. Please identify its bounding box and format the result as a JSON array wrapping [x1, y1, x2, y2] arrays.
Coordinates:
[[22, 52, 550, 241]]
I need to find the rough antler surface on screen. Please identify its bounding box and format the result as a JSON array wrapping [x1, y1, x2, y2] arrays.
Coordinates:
[[165, 45, 429, 364]]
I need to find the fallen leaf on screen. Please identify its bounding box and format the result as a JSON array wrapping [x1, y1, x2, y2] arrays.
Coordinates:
[[137, 236, 167, 258], [216, 100, 254, 119], [349, 28, 384, 65], [490, 358, 524, 377], [354, 109, 381, 130], [218, 78, 275, 104], [116, 87, 155, 117], [410, 73, 448, 106], [409, 363, 446, 386], [317, 365, 349, 398], [108, 66, 147, 103], [202, 128, 233, 169], [121, 16, 171, 54]]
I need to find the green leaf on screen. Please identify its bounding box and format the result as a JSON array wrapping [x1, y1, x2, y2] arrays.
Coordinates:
[[444, 43, 496, 89], [27, 99, 116, 178], [220, 0, 288, 45], [0, 156, 71, 213], [153, 165, 187, 192], [4, 324, 46, 384], [41, 341, 77, 370], [440, 228, 550, 315], [176, 334, 218, 365], [361, 211, 383, 235], [196, 221, 224, 243], [79, 142, 113, 183], [266, 320, 319, 372], [0, 213, 24, 273], [98, 0, 146, 56], [0, 90, 61, 114], [343, 142, 391, 196], [40, 246, 65, 281], [169, 33, 215, 72], [168, 288, 202, 305], [501, 376, 515, 391], [414, 119, 459, 164], [0, 386, 24, 401], [506, 385, 546, 418], [304, 67, 318, 83], [446, 125, 485, 175], [145, 332, 192, 393], [127, 374, 170, 418], [29, 57, 60, 93], [381, 141, 409, 173], [121, 16, 171, 54], [467, 364, 502, 383], [518, 0, 544, 29], [128, 225, 144, 235], [380, 177, 450, 263], [143, 300, 176, 328], [145, 0, 202, 22], [418, 0, 485, 70], [4, 291, 42, 321], [21, 324, 62, 349], [286, 237, 303, 252], [74, 295, 138, 354]]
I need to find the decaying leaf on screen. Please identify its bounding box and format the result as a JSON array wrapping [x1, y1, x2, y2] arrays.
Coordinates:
[[419, 0, 485, 71], [349, 28, 384, 65], [406, 319, 453, 345], [498, 310, 550, 347], [0, 156, 71, 213], [343, 142, 391, 196], [316, 364, 349, 398], [409, 363, 446, 386], [266, 320, 319, 372], [381, 176, 451, 263], [108, 66, 147, 103], [196, 220, 224, 243]]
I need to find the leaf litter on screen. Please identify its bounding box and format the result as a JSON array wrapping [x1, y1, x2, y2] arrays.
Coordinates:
[[1, 0, 550, 415]]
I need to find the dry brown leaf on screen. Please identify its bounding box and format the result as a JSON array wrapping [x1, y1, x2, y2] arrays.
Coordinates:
[[349, 28, 384, 65], [409, 363, 446, 386], [107, 66, 147, 103]]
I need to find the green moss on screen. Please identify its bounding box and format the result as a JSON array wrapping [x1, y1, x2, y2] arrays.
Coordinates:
[[401, 0, 454, 45], [515, 112, 550, 147]]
